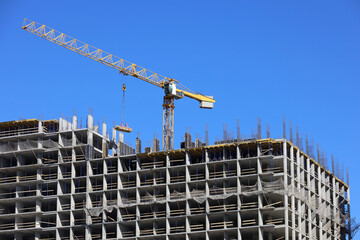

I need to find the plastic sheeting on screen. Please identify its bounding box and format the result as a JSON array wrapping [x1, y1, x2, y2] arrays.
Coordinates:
[[286, 183, 349, 226], [87, 206, 117, 217], [0, 139, 62, 153]]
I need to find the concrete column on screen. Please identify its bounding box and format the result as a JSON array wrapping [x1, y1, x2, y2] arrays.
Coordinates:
[[102, 122, 107, 137], [205, 211, 210, 231], [257, 227, 263, 240], [185, 150, 191, 165], [102, 223, 106, 239], [118, 132, 124, 142], [34, 232, 41, 240], [317, 166, 323, 240], [87, 114, 93, 130], [258, 204, 263, 225], [290, 146, 296, 239], [205, 149, 209, 163], [136, 138, 142, 154], [296, 153, 301, 239], [257, 155, 262, 174], [135, 209, 140, 236], [116, 221, 121, 239], [237, 209, 242, 238], [283, 140, 289, 240], [112, 128, 116, 156], [165, 215, 170, 235], [35, 199, 41, 228], [55, 229, 61, 240], [291, 195, 296, 239], [35, 213, 41, 228], [347, 186, 351, 239], [69, 228, 74, 240], [102, 122, 107, 158], [72, 115, 77, 130], [38, 120, 43, 133], [236, 144, 241, 159], [307, 157, 312, 238], [185, 207, 191, 233], [135, 155, 141, 171], [297, 197, 302, 236], [85, 225, 91, 240]]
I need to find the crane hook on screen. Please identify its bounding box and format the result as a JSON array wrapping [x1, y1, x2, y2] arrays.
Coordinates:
[[122, 84, 126, 91]]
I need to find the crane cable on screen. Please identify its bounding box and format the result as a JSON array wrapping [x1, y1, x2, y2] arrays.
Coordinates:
[[121, 73, 127, 126], [122, 83, 126, 125]]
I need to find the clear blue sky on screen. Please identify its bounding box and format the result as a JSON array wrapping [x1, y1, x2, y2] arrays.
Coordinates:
[[1, 0, 360, 226]]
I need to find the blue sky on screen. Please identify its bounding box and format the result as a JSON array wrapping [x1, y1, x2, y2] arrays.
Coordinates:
[[1, 0, 360, 226]]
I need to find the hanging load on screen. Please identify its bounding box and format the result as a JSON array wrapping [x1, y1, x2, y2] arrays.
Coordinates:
[[115, 83, 132, 133], [115, 123, 132, 133]]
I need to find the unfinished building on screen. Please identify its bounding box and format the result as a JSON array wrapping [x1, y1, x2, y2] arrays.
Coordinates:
[[0, 114, 351, 240]]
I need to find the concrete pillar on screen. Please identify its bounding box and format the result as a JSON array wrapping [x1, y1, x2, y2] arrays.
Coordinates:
[[72, 115, 77, 130], [290, 147, 296, 239], [153, 138, 160, 152], [85, 225, 91, 240], [135, 214, 140, 237], [185, 215, 191, 235], [298, 197, 302, 236], [184, 132, 192, 148], [257, 227, 262, 240], [236, 144, 241, 159], [257, 143, 261, 157], [119, 132, 124, 142], [205, 149, 209, 163], [38, 120, 43, 133], [69, 228, 74, 240], [195, 139, 202, 147], [318, 166, 323, 240], [15, 215, 20, 230], [35, 213, 41, 228], [136, 138, 141, 154], [87, 114, 93, 130], [55, 230, 61, 240], [35, 199, 41, 228], [165, 212, 170, 235], [102, 122, 107, 158], [283, 140, 289, 240], [102, 122, 107, 137], [116, 221, 121, 239], [112, 128, 116, 156], [102, 224, 106, 239]]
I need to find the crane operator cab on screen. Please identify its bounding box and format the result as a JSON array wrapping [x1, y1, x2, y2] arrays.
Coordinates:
[[164, 81, 184, 99]]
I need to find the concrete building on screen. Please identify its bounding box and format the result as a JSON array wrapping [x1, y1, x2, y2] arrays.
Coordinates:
[[0, 114, 351, 240]]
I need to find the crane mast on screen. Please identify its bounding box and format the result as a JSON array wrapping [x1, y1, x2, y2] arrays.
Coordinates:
[[22, 18, 215, 150]]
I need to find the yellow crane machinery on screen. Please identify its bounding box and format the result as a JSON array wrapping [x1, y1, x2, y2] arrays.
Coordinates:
[[21, 18, 215, 150]]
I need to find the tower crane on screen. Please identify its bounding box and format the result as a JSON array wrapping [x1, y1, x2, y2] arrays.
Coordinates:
[[21, 18, 215, 150]]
